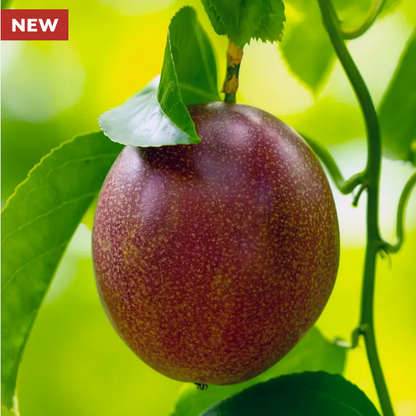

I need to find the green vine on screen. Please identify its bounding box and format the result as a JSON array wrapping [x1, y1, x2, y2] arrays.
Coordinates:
[[385, 171, 416, 254], [316, 0, 394, 414], [301, 136, 364, 195], [298, 2, 416, 412], [341, 0, 387, 40]]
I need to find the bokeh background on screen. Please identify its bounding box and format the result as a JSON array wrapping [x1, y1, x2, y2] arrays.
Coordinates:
[[1, 0, 416, 415]]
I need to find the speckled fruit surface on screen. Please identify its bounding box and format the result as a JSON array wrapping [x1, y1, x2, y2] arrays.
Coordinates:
[[92, 102, 339, 385]]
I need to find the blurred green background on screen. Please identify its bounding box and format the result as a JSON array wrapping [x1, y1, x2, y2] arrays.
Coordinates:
[[1, 0, 416, 415]]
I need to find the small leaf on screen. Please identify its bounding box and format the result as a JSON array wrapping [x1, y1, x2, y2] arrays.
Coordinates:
[[99, 77, 198, 147], [280, 0, 334, 94], [378, 29, 416, 165], [171, 327, 346, 416], [1, 132, 123, 413], [202, 372, 380, 416], [99, 6, 220, 148], [167, 6, 220, 105], [201, 0, 285, 47]]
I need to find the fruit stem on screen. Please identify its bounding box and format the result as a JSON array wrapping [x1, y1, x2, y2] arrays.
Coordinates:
[[384, 171, 416, 254], [223, 40, 243, 103], [318, 1, 395, 415], [341, 0, 387, 40]]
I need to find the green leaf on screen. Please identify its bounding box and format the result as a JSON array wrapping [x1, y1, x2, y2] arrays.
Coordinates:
[[201, 0, 285, 47], [280, 0, 334, 94], [378, 29, 416, 165], [1, 132, 123, 414], [254, 0, 286, 44], [202, 372, 380, 416], [281, 0, 400, 94], [99, 6, 220, 148], [171, 327, 346, 416], [167, 6, 220, 105], [99, 77, 197, 147]]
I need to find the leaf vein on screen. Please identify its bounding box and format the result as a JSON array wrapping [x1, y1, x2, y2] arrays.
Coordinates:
[[280, 385, 365, 416], [178, 82, 218, 101], [1, 241, 69, 293], [1, 192, 96, 244]]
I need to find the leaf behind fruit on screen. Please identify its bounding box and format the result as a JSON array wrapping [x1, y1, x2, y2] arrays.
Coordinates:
[[1, 132, 122, 414], [279, 0, 401, 96], [202, 372, 380, 416], [171, 327, 346, 416], [99, 6, 220, 148]]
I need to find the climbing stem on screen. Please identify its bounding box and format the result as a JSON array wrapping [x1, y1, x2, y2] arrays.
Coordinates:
[[385, 171, 416, 254], [301, 135, 364, 195], [341, 0, 387, 40], [360, 243, 394, 416], [318, 0, 394, 415], [223, 40, 243, 103], [317, 0, 382, 193]]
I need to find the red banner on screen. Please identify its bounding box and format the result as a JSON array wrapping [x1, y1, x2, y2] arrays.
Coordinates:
[[1, 9, 69, 41]]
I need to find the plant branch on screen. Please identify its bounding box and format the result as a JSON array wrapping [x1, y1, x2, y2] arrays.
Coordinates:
[[341, 0, 387, 40], [318, 1, 394, 415], [301, 135, 364, 195], [223, 40, 243, 103], [384, 171, 416, 254]]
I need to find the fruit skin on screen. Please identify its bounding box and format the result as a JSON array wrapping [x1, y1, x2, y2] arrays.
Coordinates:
[[92, 102, 339, 385]]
